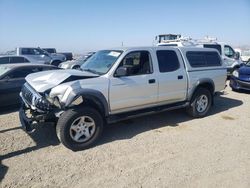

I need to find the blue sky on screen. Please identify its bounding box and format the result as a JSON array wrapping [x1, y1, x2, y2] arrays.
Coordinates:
[[0, 0, 249, 53]]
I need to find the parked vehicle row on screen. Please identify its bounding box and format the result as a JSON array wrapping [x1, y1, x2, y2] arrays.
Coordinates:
[[19, 46, 226, 150], [0, 63, 59, 107], [3, 47, 73, 66]]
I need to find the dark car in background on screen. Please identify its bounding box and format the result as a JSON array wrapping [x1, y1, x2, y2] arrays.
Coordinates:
[[0, 64, 59, 107], [230, 61, 250, 91], [0, 55, 30, 64]]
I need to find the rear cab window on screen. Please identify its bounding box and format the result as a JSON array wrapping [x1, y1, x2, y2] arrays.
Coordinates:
[[186, 51, 222, 67]]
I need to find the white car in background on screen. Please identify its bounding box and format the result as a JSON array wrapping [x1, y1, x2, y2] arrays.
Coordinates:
[[240, 50, 250, 62]]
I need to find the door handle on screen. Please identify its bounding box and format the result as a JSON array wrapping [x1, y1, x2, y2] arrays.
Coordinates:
[[178, 75, 183, 80], [148, 79, 156, 84]]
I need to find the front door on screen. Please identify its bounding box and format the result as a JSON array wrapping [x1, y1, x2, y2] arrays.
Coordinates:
[[109, 51, 158, 113]]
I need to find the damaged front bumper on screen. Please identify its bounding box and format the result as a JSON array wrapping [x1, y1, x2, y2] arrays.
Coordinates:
[[19, 103, 57, 133], [19, 83, 62, 133]]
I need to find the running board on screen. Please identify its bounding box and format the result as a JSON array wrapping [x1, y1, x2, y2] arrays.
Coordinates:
[[107, 101, 189, 124]]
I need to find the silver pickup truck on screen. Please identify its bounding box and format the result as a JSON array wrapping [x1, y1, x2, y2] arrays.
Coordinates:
[[15, 47, 66, 66], [19, 46, 227, 151]]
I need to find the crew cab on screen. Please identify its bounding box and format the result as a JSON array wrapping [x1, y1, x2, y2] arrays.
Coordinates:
[[19, 46, 227, 151]]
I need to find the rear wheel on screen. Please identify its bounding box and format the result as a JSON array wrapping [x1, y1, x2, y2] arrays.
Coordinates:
[[187, 87, 212, 118], [56, 106, 104, 151]]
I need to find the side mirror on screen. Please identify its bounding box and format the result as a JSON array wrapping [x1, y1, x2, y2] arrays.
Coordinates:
[[234, 52, 240, 60], [115, 67, 128, 77]]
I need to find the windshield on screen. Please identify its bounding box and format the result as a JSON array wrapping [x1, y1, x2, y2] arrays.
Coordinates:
[[81, 50, 122, 75], [0, 66, 11, 77]]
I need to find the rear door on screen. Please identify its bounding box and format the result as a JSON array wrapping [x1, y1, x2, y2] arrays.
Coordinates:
[[156, 49, 188, 104]]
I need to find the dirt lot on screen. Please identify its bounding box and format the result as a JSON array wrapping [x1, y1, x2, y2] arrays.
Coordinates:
[[1, 85, 250, 188]]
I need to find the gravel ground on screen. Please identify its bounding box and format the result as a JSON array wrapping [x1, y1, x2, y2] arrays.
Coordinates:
[[1, 85, 250, 188]]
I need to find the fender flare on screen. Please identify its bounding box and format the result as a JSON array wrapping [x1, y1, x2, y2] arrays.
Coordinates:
[[65, 89, 109, 116], [188, 78, 215, 101]]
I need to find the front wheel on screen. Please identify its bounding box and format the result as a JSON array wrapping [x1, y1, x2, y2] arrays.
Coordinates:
[[56, 106, 104, 151], [186, 87, 212, 118]]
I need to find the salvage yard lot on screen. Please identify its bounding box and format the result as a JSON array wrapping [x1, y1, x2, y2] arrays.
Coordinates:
[[1, 85, 250, 188]]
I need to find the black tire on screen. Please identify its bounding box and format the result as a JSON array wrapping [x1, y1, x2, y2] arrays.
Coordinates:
[[56, 106, 104, 151], [186, 87, 212, 118], [51, 60, 62, 67]]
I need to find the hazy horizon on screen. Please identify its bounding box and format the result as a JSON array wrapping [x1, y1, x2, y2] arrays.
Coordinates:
[[0, 0, 250, 54]]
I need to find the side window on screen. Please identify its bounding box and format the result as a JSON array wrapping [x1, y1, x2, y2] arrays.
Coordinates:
[[0, 57, 10, 64], [187, 51, 221, 67], [7, 67, 41, 79], [203, 44, 222, 55], [118, 51, 152, 76], [205, 52, 221, 66], [23, 57, 30, 62], [21, 48, 32, 55], [8, 69, 30, 79], [42, 67, 58, 71], [156, 50, 180, 72], [224, 45, 235, 58], [10, 57, 26, 63], [186, 52, 206, 67]]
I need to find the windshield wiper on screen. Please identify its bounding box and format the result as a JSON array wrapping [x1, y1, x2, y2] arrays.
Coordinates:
[[81, 68, 102, 75]]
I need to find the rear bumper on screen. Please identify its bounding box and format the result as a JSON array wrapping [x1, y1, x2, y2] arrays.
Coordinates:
[[229, 77, 250, 91]]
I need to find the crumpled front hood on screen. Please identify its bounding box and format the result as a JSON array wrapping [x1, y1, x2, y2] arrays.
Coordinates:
[[25, 69, 98, 93]]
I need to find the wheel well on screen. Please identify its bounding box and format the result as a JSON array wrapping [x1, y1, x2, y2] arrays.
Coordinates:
[[79, 96, 106, 117], [191, 82, 214, 105], [198, 82, 214, 94]]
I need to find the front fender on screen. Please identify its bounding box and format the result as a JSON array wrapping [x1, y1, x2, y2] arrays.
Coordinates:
[[65, 88, 109, 116]]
